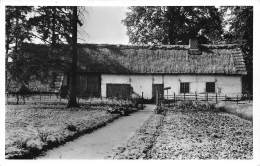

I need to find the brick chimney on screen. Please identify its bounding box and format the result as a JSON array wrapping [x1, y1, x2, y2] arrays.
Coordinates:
[[188, 37, 201, 55]]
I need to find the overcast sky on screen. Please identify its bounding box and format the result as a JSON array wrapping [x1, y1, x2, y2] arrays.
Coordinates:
[[78, 6, 129, 44]]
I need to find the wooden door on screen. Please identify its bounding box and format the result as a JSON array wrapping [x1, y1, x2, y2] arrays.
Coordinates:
[[152, 84, 164, 101], [76, 74, 101, 98], [86, 75, 101, 97], [106, 84, 131, 99]]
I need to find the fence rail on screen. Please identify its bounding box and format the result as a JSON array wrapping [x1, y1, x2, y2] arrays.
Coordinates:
[[156, 92, 252, 106], [5, 92, 143, 106]]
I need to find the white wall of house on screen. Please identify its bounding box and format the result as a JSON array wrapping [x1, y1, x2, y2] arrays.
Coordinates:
[[101, 74, 242, 98]]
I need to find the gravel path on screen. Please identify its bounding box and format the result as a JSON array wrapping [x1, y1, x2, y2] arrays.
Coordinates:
[[37, 104, 154, 159]]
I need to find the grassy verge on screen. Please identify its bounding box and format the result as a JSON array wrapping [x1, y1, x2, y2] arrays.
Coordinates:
[[216, 102, 252, 121], [111, 114, 164, 159], [5, 103, 130, 159]]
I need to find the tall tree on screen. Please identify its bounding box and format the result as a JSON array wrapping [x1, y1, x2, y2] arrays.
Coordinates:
[[220, 6, 253, 94], [123, 6, 223, 45], [6, 6, 84, 107], [67, 6, 79, 107], [31, 6, 83, 107], [30, 6, 74, 45], [5, 6, 33, 89], [232, 7, 253, 94], [6, 6, 70, 91]]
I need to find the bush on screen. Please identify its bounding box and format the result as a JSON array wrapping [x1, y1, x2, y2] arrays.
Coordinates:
[[170, 101, 216, 112], [66, 124, 77, 132], [106, 105, 135, 116], [154, 106, 166, 115]]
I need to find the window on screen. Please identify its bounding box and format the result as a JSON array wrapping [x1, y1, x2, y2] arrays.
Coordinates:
[[206, 82, 215, 93], [180, 82, 190, 93]]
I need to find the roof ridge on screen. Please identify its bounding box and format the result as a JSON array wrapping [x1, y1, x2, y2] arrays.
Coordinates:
[[79, 43, 240, 50], [22, 42, 241, 50]]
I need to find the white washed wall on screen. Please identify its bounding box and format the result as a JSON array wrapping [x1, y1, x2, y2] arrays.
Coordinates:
[[101, 74, 242, 98]]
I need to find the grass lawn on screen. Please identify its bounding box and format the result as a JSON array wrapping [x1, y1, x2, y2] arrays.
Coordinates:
[[216, 102, 253, 121], [112, 102, 253, 159], [5, 103, 121, 159]]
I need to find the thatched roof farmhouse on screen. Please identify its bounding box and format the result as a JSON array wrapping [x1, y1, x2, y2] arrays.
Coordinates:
[[12, 39, 246, 99]]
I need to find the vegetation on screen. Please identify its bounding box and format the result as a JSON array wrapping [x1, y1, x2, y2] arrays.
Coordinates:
[[111, 101, 252, 159], [123, 6, 222, 45], [5, 95, 142, 159], [123, 6, 253, 94], [221, 7, 253, 94], [111, 114, 164, 159], [5, 6, 85, 107], [6, 6, 34, 89], [216, 103, 253, 121]]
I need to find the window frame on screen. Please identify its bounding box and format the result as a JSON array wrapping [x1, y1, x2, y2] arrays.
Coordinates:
[[206, 82, 215, 93], [180, 82, 190, 94]]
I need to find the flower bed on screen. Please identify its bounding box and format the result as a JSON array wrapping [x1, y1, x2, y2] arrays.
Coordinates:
[[5, 103, 128, 159], [111, 101, 253, 159], [150, 102, 253, 159]]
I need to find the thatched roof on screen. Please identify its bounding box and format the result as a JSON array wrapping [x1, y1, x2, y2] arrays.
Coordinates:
[[21, 43, 247, 75]]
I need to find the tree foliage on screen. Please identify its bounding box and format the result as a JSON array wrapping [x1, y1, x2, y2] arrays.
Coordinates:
[[6, 6, 33, 89], [223, 6, 253, 94], [123, 6, 223, 45], [6, 6, 84, 102], [29, 6, 74, 45]]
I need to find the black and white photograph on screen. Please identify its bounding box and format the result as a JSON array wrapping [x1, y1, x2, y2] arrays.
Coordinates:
[[2, 0, 259, 164]]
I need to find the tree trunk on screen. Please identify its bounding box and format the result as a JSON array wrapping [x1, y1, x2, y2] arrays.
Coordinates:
[[51, 8, 57, 46], [67, 7, 79, 107], [5, 36, 9, 92]]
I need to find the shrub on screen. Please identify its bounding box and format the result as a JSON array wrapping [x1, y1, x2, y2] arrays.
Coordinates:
[[66, 124, 77, 132], [170, 101, 216, 112], [154, 106, 165, 115]]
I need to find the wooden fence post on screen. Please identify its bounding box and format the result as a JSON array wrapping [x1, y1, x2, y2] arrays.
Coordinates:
[[174, 92, 176, 104], [167, 90, 169, 107], [206, 93, 208, 102], [156, 91, 158, 106], [6, 93, 8, 104], [141, 91, 144, 108], [195, 91, 197, 101], [16, 94, 19, 105], [215, 93, 218, 104]]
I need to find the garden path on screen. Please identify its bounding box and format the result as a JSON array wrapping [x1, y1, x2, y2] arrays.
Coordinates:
[[38, 104, 155, 159]]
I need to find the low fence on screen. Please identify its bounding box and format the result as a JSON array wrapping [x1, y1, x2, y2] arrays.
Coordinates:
[[5, 92, 143, 106], [155, 92, 252, 106], [6, 92, 62, 104], [6, 91, 252, 107]]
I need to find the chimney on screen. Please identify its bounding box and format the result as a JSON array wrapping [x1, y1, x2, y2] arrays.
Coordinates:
[[188, 37, 201, 55]]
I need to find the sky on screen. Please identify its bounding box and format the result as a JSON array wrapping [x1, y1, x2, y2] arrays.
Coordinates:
[[78, 7, 129, 44]]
